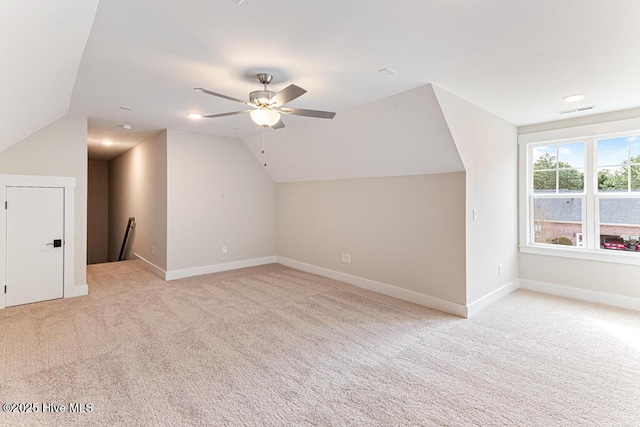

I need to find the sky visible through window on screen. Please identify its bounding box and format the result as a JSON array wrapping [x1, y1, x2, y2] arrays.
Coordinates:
[[533, 142, 584, 169], [597, 136, 640, 166], [533, 136, 640, 170]]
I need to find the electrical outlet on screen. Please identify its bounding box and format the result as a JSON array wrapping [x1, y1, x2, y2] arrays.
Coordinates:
[[498, 264, 502, 276], [341, 253, 351, 264], [222, 245, 228, 254], [151, 246, 155, 255], [473, 208, 478, 221]]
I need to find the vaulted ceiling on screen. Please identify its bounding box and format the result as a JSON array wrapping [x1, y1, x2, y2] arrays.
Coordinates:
[[0, 0, 98, 152], [3, 0, 640, 161]]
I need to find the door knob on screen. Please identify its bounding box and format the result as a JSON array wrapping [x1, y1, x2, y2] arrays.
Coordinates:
[[46, 239, 62, 248]]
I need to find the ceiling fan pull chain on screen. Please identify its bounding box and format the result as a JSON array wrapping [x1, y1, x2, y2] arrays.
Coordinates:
[[262, 126, 267, 167]]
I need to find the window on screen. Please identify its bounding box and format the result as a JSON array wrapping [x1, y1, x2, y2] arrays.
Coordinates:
[[525, 132, 640, 256], [532, 142, 585, 194], [530, 142, 585, 246], [597, 136, 640, 192], [596, 135, 640, 253]]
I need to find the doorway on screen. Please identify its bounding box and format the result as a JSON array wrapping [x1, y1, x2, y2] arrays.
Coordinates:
[[0, 174, 76, 309], [6, 186, 64, 306]]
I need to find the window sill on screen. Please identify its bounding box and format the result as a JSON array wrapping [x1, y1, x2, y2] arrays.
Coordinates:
[[519, 244, 640, 266]]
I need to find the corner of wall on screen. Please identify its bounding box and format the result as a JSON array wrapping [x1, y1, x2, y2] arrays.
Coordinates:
[[433, 85, 519, 307], [0, 114, 88, 289]]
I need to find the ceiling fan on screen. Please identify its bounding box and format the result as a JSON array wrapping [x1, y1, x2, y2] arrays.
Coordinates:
[[194, 73, 336, 129]]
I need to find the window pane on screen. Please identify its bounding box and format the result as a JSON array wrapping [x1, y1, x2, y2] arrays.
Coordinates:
[[632, 165, 640, 192], [533, 197, 583, 245], [599, 198, 640, 253], [559, 168, 584, 192], [598, 166, 628, 192], [631, 136, 640, 160], [557, 142, 584, 169], [533, 170, 556, 193], [597, 137, 628, 167], [532, 146, 556, 170]]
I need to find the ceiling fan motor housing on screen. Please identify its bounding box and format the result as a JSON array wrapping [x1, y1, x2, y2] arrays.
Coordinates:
[[250, 90, 275, 106]]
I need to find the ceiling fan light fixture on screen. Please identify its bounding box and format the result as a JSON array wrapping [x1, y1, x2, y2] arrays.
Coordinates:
[[250, 108, 281, 127]]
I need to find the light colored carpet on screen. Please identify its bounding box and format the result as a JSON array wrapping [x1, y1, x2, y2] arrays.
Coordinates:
[[0, 261, 639, 426]]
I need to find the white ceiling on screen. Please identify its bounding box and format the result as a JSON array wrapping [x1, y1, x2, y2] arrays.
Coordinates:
[[0, 0, 98, 152], [87, 118, 162, 161], [5, 0, 640, 159]]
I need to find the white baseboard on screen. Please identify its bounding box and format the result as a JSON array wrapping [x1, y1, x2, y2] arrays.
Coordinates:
[[276, 256, 468, 318], [71, 284, 88, 297], [165, 256, 277, 281], [520, 279, 640, 311], [133, 253, 168, 280], [466, 280, 520, 318]]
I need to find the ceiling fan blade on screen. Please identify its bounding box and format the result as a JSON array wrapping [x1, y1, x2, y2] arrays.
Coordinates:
[[279, 107, 336, 119], [272, 118, 286, 129], [270, 84, 307, 106], [194, 87, 255, 107], [203, 110, 251, 118]]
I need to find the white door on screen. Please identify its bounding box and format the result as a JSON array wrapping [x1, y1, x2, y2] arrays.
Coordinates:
[[6, 187, 64, 307]]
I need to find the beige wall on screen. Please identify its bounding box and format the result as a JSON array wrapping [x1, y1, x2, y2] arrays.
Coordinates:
[[520, 253, 640, 299], [87, 159, 108, 264], [109, 131, 167, 269], [434, 87, 519, 304], [277, 173, 466, 305], [166, 129, 276, 272], [0, 114, 88, 287]]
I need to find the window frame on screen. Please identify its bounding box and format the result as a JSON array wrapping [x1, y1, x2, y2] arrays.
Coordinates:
[[519, 122, 640, 267]]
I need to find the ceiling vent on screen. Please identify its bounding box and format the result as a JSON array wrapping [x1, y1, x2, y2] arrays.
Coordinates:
[[378, 67, 396, 76], [558, 105, 596, 115]]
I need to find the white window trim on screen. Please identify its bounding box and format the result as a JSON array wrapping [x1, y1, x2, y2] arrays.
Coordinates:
[[519, 116, 640, 266]]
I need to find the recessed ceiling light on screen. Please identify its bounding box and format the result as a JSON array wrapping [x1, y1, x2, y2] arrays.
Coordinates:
[[102, 140, 114, 146], [119, 124, 132, 130], [187, 112, 203, 120], [378, 67, 396, 76], [232, 127, 240, 130], [229, 0, 244, 4], [118, 106, 133, 111], [564, 94, 585, 103]]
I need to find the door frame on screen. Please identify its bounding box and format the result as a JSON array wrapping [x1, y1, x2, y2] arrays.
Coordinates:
[[0, 174, 76, 309]]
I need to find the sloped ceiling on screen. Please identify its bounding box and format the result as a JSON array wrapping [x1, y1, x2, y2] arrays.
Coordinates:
[[0, 0, 98, 152], [243, 85, 464, 183], [5, 0, 640, 180], [70, 0, 640, 148]]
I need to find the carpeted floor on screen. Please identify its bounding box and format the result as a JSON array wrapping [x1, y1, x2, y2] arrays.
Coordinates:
[[0, 261, 639, 426]]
